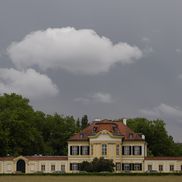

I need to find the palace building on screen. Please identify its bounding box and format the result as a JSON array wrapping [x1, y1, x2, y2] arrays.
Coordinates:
[[0, 119, 182, 173]]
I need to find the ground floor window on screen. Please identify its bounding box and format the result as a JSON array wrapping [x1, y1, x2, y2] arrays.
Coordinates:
[[51, 164, 55, 172], [61, 165, 65, 172], [41, 164, 45, 172], [170, 165, 174, 171], [116, 163, 121, 171], [134, 163, 142, 171], [122, 163, 130, 171], [148, 165, 152, 171], [70, 163, 79, 171], [159, 165, 163, 172]]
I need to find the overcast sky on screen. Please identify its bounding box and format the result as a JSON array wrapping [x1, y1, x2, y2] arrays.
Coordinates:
[[0, 0, 182, 141]]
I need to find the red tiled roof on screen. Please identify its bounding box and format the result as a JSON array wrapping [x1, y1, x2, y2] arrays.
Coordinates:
[[0, 157, 14, 161], [68, 119, 144, 141], [0, 156, 68, 161], [145, 157, 182, 161]]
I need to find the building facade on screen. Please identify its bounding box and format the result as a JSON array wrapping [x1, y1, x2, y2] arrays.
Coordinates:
[[0, 119, 182, 173]]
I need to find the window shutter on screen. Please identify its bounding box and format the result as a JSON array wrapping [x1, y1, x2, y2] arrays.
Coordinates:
[[139, 146, 142, 155], [122, 146, 124, 155], [140, 164, 142, 170], [129, 146, 132, 155], [132, 146, 135, 155], [87, 146, 90, 155], [77, 146, 79, 155], [70, 163, 72, 170], [122, 163, 124, 170], [70, 146, 72, 155], [80, 146, 83, 155]]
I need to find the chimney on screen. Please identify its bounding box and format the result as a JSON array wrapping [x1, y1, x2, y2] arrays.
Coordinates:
[[142, 135, 145, 140], [94, 118, 101, 122], [123, 118, 127, 125]]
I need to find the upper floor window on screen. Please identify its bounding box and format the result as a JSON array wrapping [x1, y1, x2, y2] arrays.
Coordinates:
[[70, 146, 79, 155], [133, 146, 142, 155], [122, 146, 131, 155], [102, 144, 107, 156], [116, 144, 120, 156], [81, 146, 89, 155]]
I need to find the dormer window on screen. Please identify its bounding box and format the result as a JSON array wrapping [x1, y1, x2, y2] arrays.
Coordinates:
[[129, 133, 133, 139], [80, 133, 84, 139], [93, 127, 97, 132]]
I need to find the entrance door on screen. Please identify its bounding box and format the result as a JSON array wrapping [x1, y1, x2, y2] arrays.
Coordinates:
[[16, 159, 26, 173]]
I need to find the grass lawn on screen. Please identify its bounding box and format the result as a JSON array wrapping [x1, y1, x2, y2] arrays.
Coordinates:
[[0, 176, 182, 182]]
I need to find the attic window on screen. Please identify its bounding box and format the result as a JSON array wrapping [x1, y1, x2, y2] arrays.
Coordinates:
[[80, 133, 84, 139], [129, 133, 133, 139], [112, 125, 117, 131], [93, 127, 97, 132]]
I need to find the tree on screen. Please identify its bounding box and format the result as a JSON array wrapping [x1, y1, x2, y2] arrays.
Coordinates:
[[81, 115, 88, 129], [0, 93, 77, 156], [127, 118, 178, 156], [76, 118, 81, 131]]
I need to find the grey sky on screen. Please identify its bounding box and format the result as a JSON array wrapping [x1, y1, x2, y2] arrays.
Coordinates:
[[0, 0, 182, 141]]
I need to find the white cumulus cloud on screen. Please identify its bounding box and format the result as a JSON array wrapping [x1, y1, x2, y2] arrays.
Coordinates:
[[140, 103, 182, 118], [7, 27, 143, 74], [0, 68, 59, 99]]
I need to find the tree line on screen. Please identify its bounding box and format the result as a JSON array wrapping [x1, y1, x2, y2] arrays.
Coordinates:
[[0, 93, 88, 156], [0, 93, 181, 157]]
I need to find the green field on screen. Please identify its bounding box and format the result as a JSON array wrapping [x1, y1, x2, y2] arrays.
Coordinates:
[[0, 176, 182, 182]]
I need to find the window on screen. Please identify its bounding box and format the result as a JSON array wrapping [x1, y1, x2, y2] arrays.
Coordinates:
[[123, 146, 130, 155], [148, 165, 152, 171], [170, 165, 174, 171], [61, 165, 65, 172], [133, 146, 141, 155], [181, 165, 182, 171], [70, 163, 79, 171], [159, 165, 163, 172], [41, 164, 45, 172], [51, 165, 55, 172], [102, 144, 107, 156], [123, 163, 130, 171], [71, 146, 79, 155], [116, 145, 120, 156], [129, 133, 133, 139], [134, 163, 142, 171], [116, 163, 121, 171], [81, 146, 89, 155]]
